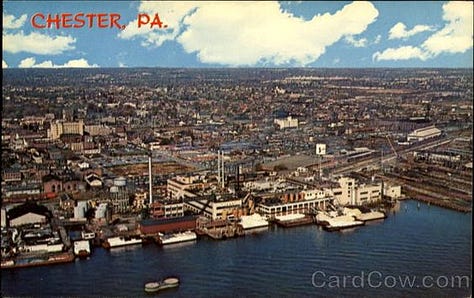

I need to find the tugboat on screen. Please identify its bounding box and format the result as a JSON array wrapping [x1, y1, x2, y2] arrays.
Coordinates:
[[144, 277, 180, 293]]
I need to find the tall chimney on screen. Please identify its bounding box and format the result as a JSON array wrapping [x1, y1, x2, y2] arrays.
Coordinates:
[[148, 152, 153, 205], [221, 150, 225, 188], [217, 150, 221, 185]]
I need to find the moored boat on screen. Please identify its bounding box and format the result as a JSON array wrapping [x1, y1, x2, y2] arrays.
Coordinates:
[[275, 214, 314, 227], [1, 251, 75, 269], [103, 235, 143, 249], [73, 240, 91, 258], [316, 210, 365, 231], [239, 213, 269, 230], [144, 277, 180, 293], [158, 231, 197, 245], [323, 218, 365, 231], [355, 210, 387, 222]]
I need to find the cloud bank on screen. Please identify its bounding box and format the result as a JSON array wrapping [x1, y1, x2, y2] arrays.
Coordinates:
[[388, 22, 434, 40], [3, 31, 76, 55], [119, 1, 379, 66], [19, 57, 98, 68], [374, 1, 473, 61], [3, 13, 76, 55], [3, 12, 27, 29]]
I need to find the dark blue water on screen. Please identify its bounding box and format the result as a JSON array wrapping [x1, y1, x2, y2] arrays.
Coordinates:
[[2, 200, 471, 297]]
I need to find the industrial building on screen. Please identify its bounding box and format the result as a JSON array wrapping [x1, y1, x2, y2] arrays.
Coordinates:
[[257, 194, 333, 218], [185, 197, 243, 220], [407, 125, 441, 142], [166, 175, 209, 200], [47, 119, 84, 140], [332, 177, 382, 206], [274, 116, 298, 130], [150, 201, 184, 218], [138, 216, 197, 235]]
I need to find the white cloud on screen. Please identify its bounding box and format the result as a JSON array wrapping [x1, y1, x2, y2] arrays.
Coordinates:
[[19, 57, 99, 68], [3, 13, 27, 29], [388, 22, 434, 40], [373, 46, 428, 61], [119, 1, 378, 66], [374, 1, 473, 62], [345, 35, 368, 48], [3, 31, 76, 55], [118, 2, 197, 47], [19, 57, 35, 68], [422, 1, 473, 56], [373, 34, 381, 44], [2, 60, 8, 68]]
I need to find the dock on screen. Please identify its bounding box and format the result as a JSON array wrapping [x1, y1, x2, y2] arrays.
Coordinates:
[[274, 214, 314, 227], [196, 218, 244, 240]]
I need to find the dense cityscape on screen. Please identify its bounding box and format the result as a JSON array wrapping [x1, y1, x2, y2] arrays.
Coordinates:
[[1, 68, 472, 294]]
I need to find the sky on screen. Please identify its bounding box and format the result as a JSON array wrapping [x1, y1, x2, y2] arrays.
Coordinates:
[[2, 1, 473, 68]]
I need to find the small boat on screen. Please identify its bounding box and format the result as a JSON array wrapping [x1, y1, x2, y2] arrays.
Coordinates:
[[144, 277, 180, 293], [103, 235, 143, 249], [73, 240, 91, 258], [158, 231, 197, 245]]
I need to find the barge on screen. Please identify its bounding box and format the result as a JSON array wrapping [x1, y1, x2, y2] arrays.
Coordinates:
[[239, 213, 269, 230], [355, 210, 387, 222], [144, 277, 180, 293], [275, 214, 314, 227], [103, 236, 143, 249], [316, 210, 365, 231], [1, 251, 75, 269]]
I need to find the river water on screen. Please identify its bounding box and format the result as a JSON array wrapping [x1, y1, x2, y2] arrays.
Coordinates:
[[1, 200, 471, 297]]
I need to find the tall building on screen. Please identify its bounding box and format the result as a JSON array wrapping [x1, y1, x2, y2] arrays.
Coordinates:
[[332, 177, 382, 206], [48, 120, 84, 140]]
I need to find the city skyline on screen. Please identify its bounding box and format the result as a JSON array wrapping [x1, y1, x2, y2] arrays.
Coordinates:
[[2, 1, 473, 69]]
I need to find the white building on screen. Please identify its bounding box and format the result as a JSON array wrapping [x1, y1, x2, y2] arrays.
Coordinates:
[[185, 198, 242, 220], [150, 201, 184, 218], [258, 193, 333, 218], [407, 125, 441, 142], [384, 184, 402, 200], [1, 208, 7, 228], [166, 175, 208, 199], [48, 120, 84, 140], [10, 212, 47, 227], [316, 143, 327, 156], [332, 177, 382, 206], [274, 116, 298, 130]]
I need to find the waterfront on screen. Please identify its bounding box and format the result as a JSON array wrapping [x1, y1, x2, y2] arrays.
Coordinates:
[[1, 200, 471, 297]]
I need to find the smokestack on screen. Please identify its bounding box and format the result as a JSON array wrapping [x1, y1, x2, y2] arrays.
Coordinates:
[[148, 152, 153, 205], [221, 150, 225, 188], [217, 150, 221, 185], [236, 165, 240, 192]]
